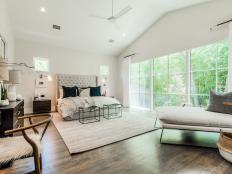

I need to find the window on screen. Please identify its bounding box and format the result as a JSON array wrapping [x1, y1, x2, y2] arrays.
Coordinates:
[[34, 57, 50, 72], [153, 52, 187, 107], [130, 40, 229, 109], [100, 65, 110, 76], [190, 41, 228, 107], [130, 60, 151, 109]]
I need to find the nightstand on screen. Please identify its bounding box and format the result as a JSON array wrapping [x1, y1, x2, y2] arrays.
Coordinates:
[[33, 99, 51, 114]]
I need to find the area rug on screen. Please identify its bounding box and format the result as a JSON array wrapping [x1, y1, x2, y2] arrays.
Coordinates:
[[52, 110, 156, 154]]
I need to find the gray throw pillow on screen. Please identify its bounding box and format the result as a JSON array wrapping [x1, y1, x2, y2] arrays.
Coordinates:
[[206, 90, 232, 114]]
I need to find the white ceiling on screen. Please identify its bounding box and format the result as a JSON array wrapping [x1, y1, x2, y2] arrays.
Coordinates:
[[6, 0, 212, 57]]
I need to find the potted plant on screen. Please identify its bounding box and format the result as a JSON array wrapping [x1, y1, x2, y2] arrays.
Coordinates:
[[0, 83, 9, 106]]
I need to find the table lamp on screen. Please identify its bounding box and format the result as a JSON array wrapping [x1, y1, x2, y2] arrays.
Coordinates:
[[99, 65, 109, 96], [8, 70, 21, 101]]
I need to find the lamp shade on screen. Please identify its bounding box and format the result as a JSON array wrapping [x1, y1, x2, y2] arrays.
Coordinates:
[[0, 59, 9, 81], [9, 70, 21, 84]]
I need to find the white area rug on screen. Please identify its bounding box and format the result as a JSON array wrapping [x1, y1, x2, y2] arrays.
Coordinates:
[[52, 110, 156, 154]]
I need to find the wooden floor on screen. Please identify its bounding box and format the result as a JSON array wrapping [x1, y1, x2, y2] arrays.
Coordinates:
[[1, 123, 232, 174]]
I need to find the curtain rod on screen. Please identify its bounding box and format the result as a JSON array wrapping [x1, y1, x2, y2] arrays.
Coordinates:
[[217, 19, 232, 27], [123, 53, 136, 59]]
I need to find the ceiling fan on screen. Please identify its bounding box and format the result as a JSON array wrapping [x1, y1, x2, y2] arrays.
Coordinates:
[[89, 0, 132, 22]]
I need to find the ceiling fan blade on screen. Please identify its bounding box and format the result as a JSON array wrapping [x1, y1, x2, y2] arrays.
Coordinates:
[[88, 14, 108, 20], [114, 6, 132, 19]]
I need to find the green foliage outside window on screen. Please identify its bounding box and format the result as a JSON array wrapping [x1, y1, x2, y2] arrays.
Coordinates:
[[130, 60, 151, 108], [190, 40, 228, 107], [153, 53, 186, 107], [130, 40, 229, 109]]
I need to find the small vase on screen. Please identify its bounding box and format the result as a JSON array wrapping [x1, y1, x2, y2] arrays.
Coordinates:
[[0, 99, 9, 106]]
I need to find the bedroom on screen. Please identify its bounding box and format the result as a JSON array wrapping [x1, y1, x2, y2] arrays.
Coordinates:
[[1, 0, 232, 173]]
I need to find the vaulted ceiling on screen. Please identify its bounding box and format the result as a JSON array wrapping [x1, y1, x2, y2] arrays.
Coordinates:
[[6, 0, 212, 56]]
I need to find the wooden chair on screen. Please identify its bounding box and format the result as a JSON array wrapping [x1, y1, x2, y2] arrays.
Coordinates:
[[0, 114, 52, 174]]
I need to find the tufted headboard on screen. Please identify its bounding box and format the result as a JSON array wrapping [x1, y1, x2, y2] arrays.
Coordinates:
[[56, 74, 98, 98]]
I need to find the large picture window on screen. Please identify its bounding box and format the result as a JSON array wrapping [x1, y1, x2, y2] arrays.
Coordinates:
[[190, 41, 228, 106], [130, 40, 229, 109], [153, 53, 186, 107]]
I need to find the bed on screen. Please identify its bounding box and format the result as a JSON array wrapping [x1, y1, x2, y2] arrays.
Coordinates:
[[56, 74, 121, 120]]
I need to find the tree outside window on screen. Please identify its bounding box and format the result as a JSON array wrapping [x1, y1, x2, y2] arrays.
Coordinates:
[[130, 40, 229, 109]]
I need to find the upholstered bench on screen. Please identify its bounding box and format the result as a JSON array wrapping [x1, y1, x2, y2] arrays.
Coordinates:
[[156, 106, 232, 142]]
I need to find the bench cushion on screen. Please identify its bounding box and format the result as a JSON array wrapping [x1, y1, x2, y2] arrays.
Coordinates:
[[156, 106, 232, 128]]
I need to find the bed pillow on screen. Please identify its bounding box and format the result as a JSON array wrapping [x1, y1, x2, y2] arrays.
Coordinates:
[[206, 90, 232, 114], [62, 86, 79, 98], [90, 86, 101, 96], [79, 88, 90, 97]]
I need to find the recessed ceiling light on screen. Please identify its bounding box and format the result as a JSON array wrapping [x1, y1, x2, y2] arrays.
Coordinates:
[[109, 39, 114, 43], [40, 7, 46, 13], [122, 33, 126, 37]]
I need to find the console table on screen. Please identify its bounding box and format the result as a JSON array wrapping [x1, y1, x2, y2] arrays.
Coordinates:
[[0, 100, 24, 137]]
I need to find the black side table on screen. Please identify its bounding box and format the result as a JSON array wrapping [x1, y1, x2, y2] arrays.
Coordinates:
[[33, 99, 51, 114]]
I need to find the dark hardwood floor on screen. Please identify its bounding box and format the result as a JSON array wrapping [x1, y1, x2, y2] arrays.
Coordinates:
[[1, 123, 232, 174]]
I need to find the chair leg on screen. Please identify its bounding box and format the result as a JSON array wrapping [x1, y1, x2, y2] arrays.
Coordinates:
[[40, 154, 42, 170], [34, 152, 41, 174], [160, 128, 164, 143]]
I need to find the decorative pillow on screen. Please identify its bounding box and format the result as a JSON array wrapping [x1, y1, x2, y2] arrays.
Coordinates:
[[79, 88, 90, 97], [206, 90, 232, 114], [90, 86, 101, 96], [62, 86, 79, 98]]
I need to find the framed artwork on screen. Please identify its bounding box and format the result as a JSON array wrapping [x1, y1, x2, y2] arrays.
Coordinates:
[[0, 34, 6, 59], [35, 78, 47, 88]]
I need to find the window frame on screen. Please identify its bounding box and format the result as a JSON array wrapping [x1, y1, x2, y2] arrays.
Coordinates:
[[129, 40, 229, 109], [130, 60, 152, 109]]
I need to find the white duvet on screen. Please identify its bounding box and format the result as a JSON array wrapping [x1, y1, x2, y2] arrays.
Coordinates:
[[59, 96, 120, 120]]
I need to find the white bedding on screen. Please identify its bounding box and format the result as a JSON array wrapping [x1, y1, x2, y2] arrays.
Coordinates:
[[58, 96, 120, 120]]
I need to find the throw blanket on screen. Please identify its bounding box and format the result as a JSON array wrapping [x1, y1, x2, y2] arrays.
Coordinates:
[[59, 96, 120, 120]]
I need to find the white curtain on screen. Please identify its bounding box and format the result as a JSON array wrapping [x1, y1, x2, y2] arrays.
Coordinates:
[[121, 56, 131, 107], [227, 22, 232, 91]]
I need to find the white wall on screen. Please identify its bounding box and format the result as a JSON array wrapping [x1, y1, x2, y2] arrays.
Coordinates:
[[120, 0, 232, 61], [117, 0, 232, 102], [15, 39, 118, 113], [0, 0, 14, 60]]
